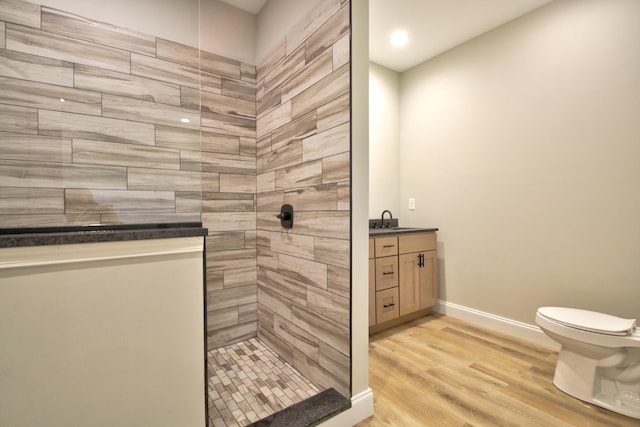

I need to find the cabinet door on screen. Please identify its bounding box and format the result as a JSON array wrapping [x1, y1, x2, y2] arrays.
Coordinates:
[[376, 287, 399, 323], [369, 259, 376, 326], [399, 252, 421, 315], [420, 250, 438, 309], [375, 256, 398, 291]]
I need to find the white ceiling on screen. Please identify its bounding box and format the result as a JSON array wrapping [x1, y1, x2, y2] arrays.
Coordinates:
[[370, 0, 554, 72], [220, 0, 554, 73]]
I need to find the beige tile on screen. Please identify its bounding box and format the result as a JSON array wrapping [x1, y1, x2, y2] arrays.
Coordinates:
[[201, 212, 256, 232], [101, 212, 200, 224], [0, 187, 63, 214], [257, 85, 282, 119], [6, 24, 130, 73], [258, 323, 293, 363], [200, 50, 241, 79], [322, 151, 350, 183], [201, 71, 222, 94], [175, 191, 201, 213], [332, 32, 350, 70], [206, 231, 246, 251], [74, 64, 181, 106], [0, 160, 126, 189], [337, 181, 349, 210], [256, 133, 272, 156], [291, 63, 349, 119], [285, 0, 342, 57], [270, 232, 315, 260], [271, 111, 317, 152], [0, 76, 101, 115], [256, 190, 284, 212], [258, 285, 292, 321], [314, 236, 350, 268], [207, 285, 257, 311], [257, 248, 279, 271], [240, 63, 256, 84], [39, 110, 155, 146], [201, 132, 241, 155], [207, 321, 257, 350], [245, 230, 257, 248], [225, 266, 257, 289], [264, 270, 307, 307], [291, 303, 349, 355], [284, 183, 338, 211], [127, 168, 202, 191], [292, 211, 349, 239], [65, 189, 175, 213], [222, 76, 255, 102], [202, 192, 254, 213], [274, 315, 319, 359], [317, 92, 349, 131], [260, 140, 303, 173], [318, 342, 350, 395], [207, 307, 239, 330], [201, 91, 255, 119], [257, 171, 275, 193], [0, 104, 37, 134], [257, 39, 285, 78], [0, 132, 71, 163], [281, 48, 333, 103], [199, 152, 256, 174], [256, 101, 292, 139], [220, 174, 256, 193], [277, 253, 328, 289], [103, 94, 200, 130], [274, 160, 322, 190], [181, 86, 200, 110], [307, 287, 349, 327], [156, 38, 199, 68], [206, 249, 257, 272], [0, 0, 40, 28], [305, 3, 349, 63], [41, 7, 155, 56], [0, 21, 4, 48], [239, 137, 256, 157], [155, 126, 201, 151], [238, 302, 258, 323], [262, 45, 306, 99], [72, 139, 180, 169], [201, 111, 256, 139], [0, 49, 73, 87], [131, 52, 200, 89], [327, 265, 349, 299], [303, 122, 349, 162], [0, 213, 100, 227], [256, 211, 281, 232]]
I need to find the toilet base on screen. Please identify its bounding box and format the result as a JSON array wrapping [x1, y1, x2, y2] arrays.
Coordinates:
[[554, 348, 640, 419]]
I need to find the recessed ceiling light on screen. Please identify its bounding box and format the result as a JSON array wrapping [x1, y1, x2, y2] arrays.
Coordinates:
[[390, 30, 408, 47]]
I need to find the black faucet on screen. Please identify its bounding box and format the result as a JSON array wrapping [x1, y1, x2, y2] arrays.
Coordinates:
[[381, 210, 393, 228]]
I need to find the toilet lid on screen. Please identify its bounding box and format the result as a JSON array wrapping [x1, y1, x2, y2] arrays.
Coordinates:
[[538, 307, 637, 336]]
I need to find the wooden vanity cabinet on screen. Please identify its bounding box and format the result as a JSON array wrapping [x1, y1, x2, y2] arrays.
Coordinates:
[[369, 231, 438, 333]]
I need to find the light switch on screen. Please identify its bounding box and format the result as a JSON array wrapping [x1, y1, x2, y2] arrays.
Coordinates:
[[409, 198, 415, 210]]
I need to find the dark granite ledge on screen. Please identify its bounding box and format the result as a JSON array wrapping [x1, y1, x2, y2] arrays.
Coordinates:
[[0, 222, 208, 248], [249, 388, 350, 427], [369, 227, 438, 237]]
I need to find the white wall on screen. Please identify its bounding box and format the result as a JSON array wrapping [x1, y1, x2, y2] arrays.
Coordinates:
[[396, 0, 640, 324], [369, 62, 400, 218]]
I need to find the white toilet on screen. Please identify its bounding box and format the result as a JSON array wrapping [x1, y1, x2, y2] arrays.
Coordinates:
[[536, 306, 640, 419]]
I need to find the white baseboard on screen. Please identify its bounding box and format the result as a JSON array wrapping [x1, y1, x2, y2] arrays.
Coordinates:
[[433, 300, 559, 350], [317, 388, 374, 427]]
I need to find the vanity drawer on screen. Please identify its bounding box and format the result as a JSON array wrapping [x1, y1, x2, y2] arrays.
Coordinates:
[[375, 236, 398, 257], [375, 256, 398, 291], [376, 287, 399, 324]]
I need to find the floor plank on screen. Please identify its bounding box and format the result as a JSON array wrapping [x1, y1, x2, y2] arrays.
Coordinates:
[[356, 314, 640, 427]]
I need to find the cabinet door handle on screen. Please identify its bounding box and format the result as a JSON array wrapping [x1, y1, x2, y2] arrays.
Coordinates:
[[418, 253, 424, 267], [382, 271, 395, 276], [383, 303, 396, 308], [383, 244, 395, 248]]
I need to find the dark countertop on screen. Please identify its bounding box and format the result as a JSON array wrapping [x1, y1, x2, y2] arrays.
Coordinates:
[[369, 227, 438, 237], [0, 222, 208, 248]]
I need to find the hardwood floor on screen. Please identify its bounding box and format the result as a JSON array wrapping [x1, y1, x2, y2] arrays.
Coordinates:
[[356, 314, 639, 427]]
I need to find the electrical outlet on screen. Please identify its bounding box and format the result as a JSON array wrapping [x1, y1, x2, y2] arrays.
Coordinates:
[[409, 198, 415, 210]]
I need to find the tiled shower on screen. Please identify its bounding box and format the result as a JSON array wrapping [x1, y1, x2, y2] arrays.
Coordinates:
[[0, 0, 351, 424]]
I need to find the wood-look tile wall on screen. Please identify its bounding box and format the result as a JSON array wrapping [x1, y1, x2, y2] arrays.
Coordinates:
[[256, 0, 351, 398], [0, 0, 258, 349]]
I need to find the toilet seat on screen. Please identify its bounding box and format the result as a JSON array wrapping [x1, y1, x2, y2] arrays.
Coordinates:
[[537, 307, 636, 336]]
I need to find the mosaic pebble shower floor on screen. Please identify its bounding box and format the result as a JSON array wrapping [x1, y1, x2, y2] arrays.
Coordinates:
[[207, 338, 320, 426]]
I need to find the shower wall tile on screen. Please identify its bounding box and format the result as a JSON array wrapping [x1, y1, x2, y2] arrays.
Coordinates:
[[0, 104, 37, 134], [127, 168, 204, 191], [332, 33, 350, 69], [41, 7, 156, 56], [274, 315, 318, 358], [291, 211, 349, 239], [201, 212, 256, 232], [284, 183, 338, 211], [38, 110, 155, 146], [0, 76, 101, 115], [314, 236, 350, 269], [317, 92, 349, 131], [280, 48, 333, 103], [65, 189, 175, 213], [276, 253, 328, 290], [274, 160, 322, 190], [285, 0, 342, 57], [0, 22, 4, 48], [264, 270, 308, 307], [156, 38, 199, 69], [155, 126, 201, 151], [72, 139, 180, 169], [304, 1, 349, 63], [102, 94, 200, 130], [322, 152, 350, 183], [224, 266, 257, 288], [223, 77, 255, 102], [261, 46, 305, 102], [219, 174, 256, 193], [207, 321, 256, 350], [0, 49, 73, 86], [0, 160, 126, 189], [201, 50, 241, 80], [202, 193, 254, 213], [131, 53, 200, 89], [207, 231, 246, 251], [207, 307, 238, 330], [180, 86, 200, 110], [239, 137, 257, 157], [0, 187, 63, 214], [0, 132, 71, 163], [337, 181, 350, 210], [240, 63, 256, 84], [207, 284, 257, 312], [302, 122, 349, 162], [327, 265, 350, 299], [201, 110, 255, 138], [269, 232, 315, 260], [271, 111, 317, 152], [291, 304, 349, 355], [0, 0, 40, 28], [201, 91, 255, 118], [74, 65, 181, 105], [0, 213, 101, 227], [290, 63, 349, 119], [306, 287, 349, 327], [6, 24, 130, 73]]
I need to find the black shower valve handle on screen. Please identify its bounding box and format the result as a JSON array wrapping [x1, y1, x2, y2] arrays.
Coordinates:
[[276, 204, 294, 229]]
